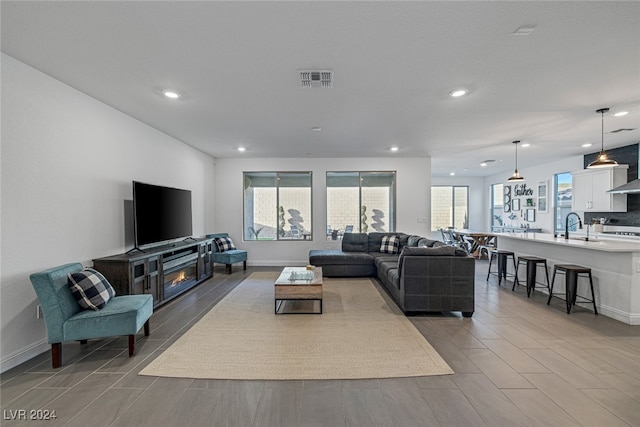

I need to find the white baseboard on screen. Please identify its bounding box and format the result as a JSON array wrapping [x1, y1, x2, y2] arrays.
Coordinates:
[[0, 339, 49, 373], [598, 304, 640, 325]]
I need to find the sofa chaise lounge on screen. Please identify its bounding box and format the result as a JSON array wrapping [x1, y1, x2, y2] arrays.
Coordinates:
[[309, 232, 475, 317]]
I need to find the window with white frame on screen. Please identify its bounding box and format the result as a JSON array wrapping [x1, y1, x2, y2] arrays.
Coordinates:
[[431, 186, 469, 231], [326, 171, 396, 240], [243, 172, 312, 241], [491, 183, 504, 230]]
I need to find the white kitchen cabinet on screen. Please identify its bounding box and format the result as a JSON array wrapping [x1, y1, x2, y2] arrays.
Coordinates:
[[571, 165, 628, 212]]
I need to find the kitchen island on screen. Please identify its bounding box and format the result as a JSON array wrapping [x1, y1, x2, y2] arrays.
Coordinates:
[[496, 232, 640, 325]]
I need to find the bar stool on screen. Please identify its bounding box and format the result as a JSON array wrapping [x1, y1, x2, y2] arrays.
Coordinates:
[[547, 264, 598, 314], [514, 256, 550, 297], [486, 249, 518, 286]]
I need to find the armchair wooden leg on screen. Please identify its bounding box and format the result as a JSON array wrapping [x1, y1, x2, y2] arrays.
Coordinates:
[[79, 340, 88, 344], [128, 335, 135, 357], [243, 260, 247, 270], [144, 320, 150, 337], [51, 343, 61, 369], [226, 264, 232, 274]]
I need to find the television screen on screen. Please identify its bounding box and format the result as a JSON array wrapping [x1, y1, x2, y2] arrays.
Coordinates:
[[133, 181, 193, 247]]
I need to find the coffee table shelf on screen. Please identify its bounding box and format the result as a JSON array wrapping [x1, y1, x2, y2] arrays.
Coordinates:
[[274, 267, 323, 314]]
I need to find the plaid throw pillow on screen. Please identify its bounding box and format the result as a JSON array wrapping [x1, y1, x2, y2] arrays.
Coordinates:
[[68, 268, 116, 311], [214, 236, 236, 252], [380, 235, 399, 254]]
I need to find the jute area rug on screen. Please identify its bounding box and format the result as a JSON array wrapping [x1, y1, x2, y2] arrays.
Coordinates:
[[139, 272, 453, 380]]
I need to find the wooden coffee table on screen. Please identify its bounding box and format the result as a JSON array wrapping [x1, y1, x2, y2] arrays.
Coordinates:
[[274, 267, 323, 314]]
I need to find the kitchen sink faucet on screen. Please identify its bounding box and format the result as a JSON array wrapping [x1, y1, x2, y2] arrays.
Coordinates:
[[565, 212, 583, 240]]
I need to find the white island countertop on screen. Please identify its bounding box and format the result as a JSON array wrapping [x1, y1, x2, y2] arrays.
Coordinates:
[[494, 232, 640, 324], [495, 232, 640, 253]]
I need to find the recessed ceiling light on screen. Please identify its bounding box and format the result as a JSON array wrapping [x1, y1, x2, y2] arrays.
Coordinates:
[[311, 127, 322, 132], [449, 172, 455, 176], [480, 162, 487, 167], [163, 90, 181, 99], [582, 143, 592, 148], [513, 25, 536, 36], [237, 147, 246, 152], [450, 89, 467, 97], [521, 143, 530, 148], [390, 146, 399, 152], [614, 111, 629, 117]]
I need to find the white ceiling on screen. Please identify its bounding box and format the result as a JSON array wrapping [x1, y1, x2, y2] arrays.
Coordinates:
[[2, 1, 639, 177]]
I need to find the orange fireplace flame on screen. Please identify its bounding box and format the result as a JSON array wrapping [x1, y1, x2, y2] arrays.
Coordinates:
[[171, 271, 187, 287]]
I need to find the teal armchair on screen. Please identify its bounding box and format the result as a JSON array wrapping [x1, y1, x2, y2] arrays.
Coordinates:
[[207, 233, 247, 274], [29, 263, 153, 368]]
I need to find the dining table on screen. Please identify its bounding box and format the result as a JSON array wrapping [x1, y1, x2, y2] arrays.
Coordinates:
[[451, 229, 498, 259]]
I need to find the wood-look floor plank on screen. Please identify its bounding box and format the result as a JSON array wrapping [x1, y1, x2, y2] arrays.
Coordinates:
[[252, 381, 302, 427], [299, 380, 345, 427], [163, 388, 224, 426], [209, 380, 265, 427], [422, 387, 489, 427], [582, 388, 640, 426], [480, 339, 550, 374], [110, 377, 195, 426], [523, 348, 605, 388], [37, 372, 123, 425], [523, 373, 629, 427], [378, 378, 440, 427], [64, 388, 146, 427], [343, 385, 393, 426], [483, 322, 547, 349], [595, 372, 640, 403], [463, 349, 534, 389], [538, 338, 622, 374], [502, 388, 582, 427], [452, 373, 535, 427]]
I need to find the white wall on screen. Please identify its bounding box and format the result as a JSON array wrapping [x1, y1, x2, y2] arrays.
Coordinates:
[[214, 157, 431, 265], [484, 156, 584, 232], [0, 54, 216, 371]]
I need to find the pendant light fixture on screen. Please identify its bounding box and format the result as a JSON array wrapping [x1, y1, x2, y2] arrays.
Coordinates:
[[587, 108, 618, 168], [507, 140, 525, 181]]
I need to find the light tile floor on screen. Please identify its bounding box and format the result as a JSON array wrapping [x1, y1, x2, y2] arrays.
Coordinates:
[[2, 263, 640, 426]]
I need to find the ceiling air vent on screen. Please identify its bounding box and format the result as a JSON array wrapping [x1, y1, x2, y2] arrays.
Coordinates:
[[298, 70, 333, 88]]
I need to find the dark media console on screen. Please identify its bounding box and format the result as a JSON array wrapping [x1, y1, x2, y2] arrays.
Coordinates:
[[92, 237, 214, 308]]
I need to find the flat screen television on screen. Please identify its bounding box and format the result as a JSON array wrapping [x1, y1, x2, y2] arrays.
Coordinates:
[[133, 181, 193, 247]]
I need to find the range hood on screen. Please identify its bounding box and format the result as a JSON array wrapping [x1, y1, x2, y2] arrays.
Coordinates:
[[608, 179, 640, 194], [607, 148, 640, 194]]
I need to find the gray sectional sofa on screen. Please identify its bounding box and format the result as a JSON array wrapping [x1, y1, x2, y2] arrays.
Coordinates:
[[309, 232, 475, 317]]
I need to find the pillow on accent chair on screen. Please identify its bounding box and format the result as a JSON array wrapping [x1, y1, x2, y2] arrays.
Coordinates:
[[214, 236, 236, 252], [380, 235, 400, 254], [68, 268, 116, 311]]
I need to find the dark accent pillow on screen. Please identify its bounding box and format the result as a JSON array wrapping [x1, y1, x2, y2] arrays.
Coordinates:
[[396, 233, 410, 249], [380, 235, 400, 254], [417, 238, 438, 247], [214, 236, 236, 252], [407, 235, 422, 247], [68, 268, 116, 311]]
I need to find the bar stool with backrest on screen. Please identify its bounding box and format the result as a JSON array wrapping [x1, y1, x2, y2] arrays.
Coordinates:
[[514, 255, 550, 297], [547, 264, 598, 314], [486, 249, 518, 287]]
